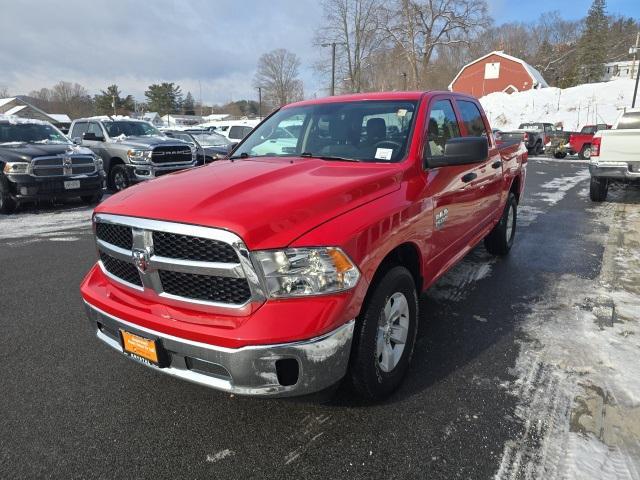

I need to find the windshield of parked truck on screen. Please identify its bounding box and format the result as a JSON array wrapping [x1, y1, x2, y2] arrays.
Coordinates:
[[519, 123, 543, 131], [0, 121, 70, 145], [191, 132, 231, 146], [617, 112, 640, 130], [103, 121, 161, 138], [233, 100, 418, 162]]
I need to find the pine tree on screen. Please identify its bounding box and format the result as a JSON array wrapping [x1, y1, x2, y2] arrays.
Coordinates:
[[574, 0, 608, 84], [144, 83, 183, 116], [94, 85, 135, 115], [183, 92, 195, 115]]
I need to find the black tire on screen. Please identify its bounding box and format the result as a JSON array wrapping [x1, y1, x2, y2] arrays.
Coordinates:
[[108, 164, 130, 192], [554, 151, 567, 159], [534, 141, 543, 155], [579, 144, 592, 160], [484, 193, 517, 255], [81, 192, 103, 205], [0, 188, 16, 214], [589, 177, 608, 202], [349, 265, 419, 400]]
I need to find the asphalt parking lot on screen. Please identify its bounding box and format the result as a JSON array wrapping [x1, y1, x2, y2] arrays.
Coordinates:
[[1, 158, 638, 479]]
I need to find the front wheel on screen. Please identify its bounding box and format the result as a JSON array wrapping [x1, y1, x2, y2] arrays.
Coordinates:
[[485, 193, 517, 255], [589, 177, 608, 202], [0, 189, 16, 214], [349, 265, 419, 400], [535, 142, 544, 155], [108, 164, 130, 192]]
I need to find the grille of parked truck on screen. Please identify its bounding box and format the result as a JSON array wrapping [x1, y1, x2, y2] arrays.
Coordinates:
[[0, 115, 105, 213], [589, 109, 640, 202], [80, 91, 528, 399], [69, 117, 196, 192]]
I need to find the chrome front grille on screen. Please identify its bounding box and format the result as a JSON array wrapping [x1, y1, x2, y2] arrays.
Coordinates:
[[94, 214, 264, 311], [31, 155, 96, 177]]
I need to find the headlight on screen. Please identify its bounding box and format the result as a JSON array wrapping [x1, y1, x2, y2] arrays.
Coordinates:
[[94, 157, 104, 171], [3, 162, 30, 174], [253, 247, 360, 298], [127, 149, 151, 164]]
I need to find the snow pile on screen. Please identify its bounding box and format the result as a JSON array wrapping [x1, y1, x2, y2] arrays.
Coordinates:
[[0, 114, 50, 125], [480, 79, 636, 131]]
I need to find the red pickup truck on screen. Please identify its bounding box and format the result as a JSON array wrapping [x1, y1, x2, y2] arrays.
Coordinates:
[[567, 124, 611, 159], [80, 91, 527, 400]]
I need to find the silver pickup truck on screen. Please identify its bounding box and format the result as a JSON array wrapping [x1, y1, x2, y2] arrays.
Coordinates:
[[589, 109, 640, 202], [69, 117, 196, 191]]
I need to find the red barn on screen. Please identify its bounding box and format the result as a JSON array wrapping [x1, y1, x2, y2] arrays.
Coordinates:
[[449, 51, 549, 97]]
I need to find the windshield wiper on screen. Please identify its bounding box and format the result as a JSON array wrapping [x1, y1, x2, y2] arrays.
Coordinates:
[[300, 152, 359, 162]]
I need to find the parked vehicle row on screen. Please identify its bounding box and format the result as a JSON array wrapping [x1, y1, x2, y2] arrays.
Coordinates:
[[589, 109, 640, 202], [80, 91, 528, 400], [0, 116, 104, 213]]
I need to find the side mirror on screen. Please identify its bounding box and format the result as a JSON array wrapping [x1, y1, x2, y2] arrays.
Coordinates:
[[425, 137, 488, 168], [83, 132, 104, 142], [72, 137, 82, 145]]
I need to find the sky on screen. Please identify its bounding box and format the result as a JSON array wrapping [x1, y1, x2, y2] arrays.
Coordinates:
[[0, 0, 638, 105]]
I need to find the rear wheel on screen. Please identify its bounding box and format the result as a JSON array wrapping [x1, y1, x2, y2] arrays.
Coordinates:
[[589, 177, 608, 202], [579, 144, 592, 160], [108, 164, 130, 192], [534, 141, 543, 155], [554, 151, 567, 159], [485, 193, 517, 255], [349, 265, 418, 400]]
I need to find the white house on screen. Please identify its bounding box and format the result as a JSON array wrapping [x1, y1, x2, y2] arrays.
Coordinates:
[[602, 61, 639, 81]]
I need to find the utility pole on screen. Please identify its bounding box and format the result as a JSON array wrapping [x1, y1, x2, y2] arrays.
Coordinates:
[[321, 42, 344, 96], [112, 95, 116, 116], [631, 32, 640, 108], [400, 72, 407, 91], [257, 86, 262, 118]]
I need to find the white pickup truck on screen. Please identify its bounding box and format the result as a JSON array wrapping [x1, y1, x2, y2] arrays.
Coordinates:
[[589, 109, 640, 201]]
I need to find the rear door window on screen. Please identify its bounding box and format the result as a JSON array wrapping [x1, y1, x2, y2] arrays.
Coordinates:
[[456, 100, 488, 138], [86, 122, 103, 137]]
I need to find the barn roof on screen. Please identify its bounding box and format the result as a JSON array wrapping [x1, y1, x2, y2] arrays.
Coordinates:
[[448, 51, 549, 91]]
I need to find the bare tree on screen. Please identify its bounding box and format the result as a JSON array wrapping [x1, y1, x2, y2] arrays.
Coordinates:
[[253, 49, 304, 109], [0, 86, 10, 98], [28, 81, 94, 118], [382, 0, 490, 89], [315, 0, 387, 93]]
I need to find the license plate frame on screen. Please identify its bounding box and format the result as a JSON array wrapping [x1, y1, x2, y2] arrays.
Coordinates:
[[120, 329, 164, 366], [64, 180, 81, 190]]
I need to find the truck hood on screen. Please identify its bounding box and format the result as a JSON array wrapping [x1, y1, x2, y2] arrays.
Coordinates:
[[110, 135, 189, 149], [0, 143, 94, 162], [96, 157, 402, 249]]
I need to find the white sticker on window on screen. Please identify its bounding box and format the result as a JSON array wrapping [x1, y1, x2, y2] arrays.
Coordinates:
[[375, 148, 393, 160], [397, 108, 408, 117]]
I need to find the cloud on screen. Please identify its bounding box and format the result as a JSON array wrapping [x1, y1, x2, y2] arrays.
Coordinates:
[[0, 0, 324, 103]]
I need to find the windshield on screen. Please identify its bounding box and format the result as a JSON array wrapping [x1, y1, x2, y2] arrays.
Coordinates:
[[0, 122, 70, 145], [617, 112, 640, 130], [103, 121, 161, 138], [519, 123, 543, 131], [190, 132, 230, 146], [233, 100, 418, 162]]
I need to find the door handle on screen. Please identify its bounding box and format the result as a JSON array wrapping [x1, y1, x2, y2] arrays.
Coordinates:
[[492, 161, 502, 169], [461, 172, 477, 183]]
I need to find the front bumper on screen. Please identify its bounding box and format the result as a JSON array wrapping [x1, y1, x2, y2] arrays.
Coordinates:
[[589, 161, 640, 180], [84, 301, 355, 397], [5, 173, 105, 201], [126, 162, 197, 182]]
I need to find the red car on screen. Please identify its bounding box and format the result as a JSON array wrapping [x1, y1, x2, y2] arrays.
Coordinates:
[[80, 91, 527, 399], [567, 124, 611, 159]]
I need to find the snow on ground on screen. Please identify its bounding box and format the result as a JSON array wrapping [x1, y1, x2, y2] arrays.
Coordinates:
[[495, 187, 640, 480], [0, 203, 95, 242], [480, 79, 636, 131]]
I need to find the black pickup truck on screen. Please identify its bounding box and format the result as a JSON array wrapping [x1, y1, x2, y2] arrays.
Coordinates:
[[0, 117, 105, 214], [497, 122, 555, 155]]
